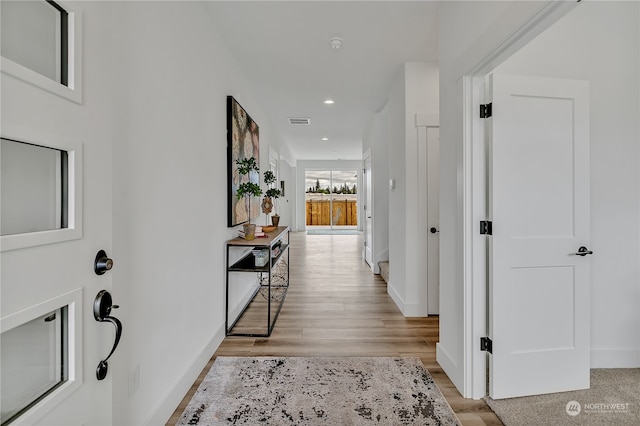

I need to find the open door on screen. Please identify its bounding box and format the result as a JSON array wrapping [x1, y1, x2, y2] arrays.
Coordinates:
[[364, 155, 373, 267], [488, 74, 591, 399]]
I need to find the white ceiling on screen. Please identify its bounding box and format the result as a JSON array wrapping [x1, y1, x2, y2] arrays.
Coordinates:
[[204, 1, 439, 161]]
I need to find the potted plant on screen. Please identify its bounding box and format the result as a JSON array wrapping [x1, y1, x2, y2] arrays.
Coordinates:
[[262, 170, 282, 227], [236, 157, 262, 240]]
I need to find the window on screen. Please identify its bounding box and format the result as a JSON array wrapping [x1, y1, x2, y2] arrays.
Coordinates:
[[305, 170, 358, 229], [1, 125, 83, 252], [0, 289, 82, 426], [1, 308, 69, 425], [0, 1, 82, 103], [1, 1, 67, 85], [1, 138, 68, 236]]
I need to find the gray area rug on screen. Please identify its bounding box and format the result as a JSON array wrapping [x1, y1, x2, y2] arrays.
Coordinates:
[[485, 369, 640, 426], [178, 357, 460, 425]]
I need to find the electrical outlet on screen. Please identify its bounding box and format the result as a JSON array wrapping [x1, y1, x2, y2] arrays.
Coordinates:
[[129, 364, 140, 396]]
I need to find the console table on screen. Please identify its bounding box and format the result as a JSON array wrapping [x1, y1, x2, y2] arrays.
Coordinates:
[[225, 226, 290, 337]]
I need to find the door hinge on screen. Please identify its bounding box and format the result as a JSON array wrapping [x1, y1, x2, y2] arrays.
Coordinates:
[[480, 103, 492, 118], [480, 220, 493, 235], [480, 337, 493, 353]]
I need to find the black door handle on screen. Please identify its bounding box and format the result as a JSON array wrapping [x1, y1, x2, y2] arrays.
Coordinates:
[[430, 227, 439, 234], [94, 290, 123, 380], [575, 246, 593, 256]]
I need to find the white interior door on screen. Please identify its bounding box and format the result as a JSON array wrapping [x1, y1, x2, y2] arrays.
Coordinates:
[[489, 74, 590, 399], [364, 156, 373, 267], [419, 126, 440, 315], [426, 127, 440, 315]]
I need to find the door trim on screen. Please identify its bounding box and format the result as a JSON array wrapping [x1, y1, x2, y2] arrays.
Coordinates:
[[460, 1, 580, 399]]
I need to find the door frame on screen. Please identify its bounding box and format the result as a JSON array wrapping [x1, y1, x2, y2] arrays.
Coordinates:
[[459, 1, 580, 399]]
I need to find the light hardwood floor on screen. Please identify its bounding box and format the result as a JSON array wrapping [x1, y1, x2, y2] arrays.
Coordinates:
[[167, 232, 502, 425]]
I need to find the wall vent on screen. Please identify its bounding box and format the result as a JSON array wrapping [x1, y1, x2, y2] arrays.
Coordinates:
[[289, 117, 311, 125]]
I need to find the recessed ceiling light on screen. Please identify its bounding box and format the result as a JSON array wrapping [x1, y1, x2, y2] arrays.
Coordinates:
[[323, 99, 335, 105], [322, 137, 329, 141]]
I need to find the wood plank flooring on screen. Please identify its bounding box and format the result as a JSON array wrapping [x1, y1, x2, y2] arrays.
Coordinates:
[[167, 232, 502, 425]]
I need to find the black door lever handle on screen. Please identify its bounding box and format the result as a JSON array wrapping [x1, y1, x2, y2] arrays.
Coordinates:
[[94, 290, 123, 380], [575, 246, 593, 256]]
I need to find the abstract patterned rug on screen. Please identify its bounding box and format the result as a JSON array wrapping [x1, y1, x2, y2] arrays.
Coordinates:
[[178, 357, 460, 425]]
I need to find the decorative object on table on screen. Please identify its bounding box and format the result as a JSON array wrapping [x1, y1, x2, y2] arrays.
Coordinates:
[[262, 170, 282, 227], [177, 357, 461, 426], [234, 157, 262, 240], [227, 96, 261, 227], [238, 226, 265, 239], [252, 249, 269, 267]]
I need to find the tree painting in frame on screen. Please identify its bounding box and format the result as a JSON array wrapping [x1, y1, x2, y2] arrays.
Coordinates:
[[227, 96, 260, 227]]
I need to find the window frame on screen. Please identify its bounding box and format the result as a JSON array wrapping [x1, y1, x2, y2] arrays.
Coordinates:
[[0, 0, 82, 103], [1, 123, 83, 252], [0, 288, 83, 426]]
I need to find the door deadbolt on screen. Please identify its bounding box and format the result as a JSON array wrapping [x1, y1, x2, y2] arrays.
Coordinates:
[[94, 250, 113, 275]]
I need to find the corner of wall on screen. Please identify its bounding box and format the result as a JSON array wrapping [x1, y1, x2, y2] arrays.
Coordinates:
[[144, 325, 226, 425]]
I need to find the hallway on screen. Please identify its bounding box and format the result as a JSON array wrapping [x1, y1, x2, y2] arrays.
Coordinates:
[[169, 232, 500, 425]]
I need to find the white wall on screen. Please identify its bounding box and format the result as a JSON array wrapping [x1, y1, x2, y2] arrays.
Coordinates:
[[109, 2, 286, 424], [386, 63, 439, 316], [494, 0, 640, 367], [437, 0, 640, 395], [295, 160, 363, 232]]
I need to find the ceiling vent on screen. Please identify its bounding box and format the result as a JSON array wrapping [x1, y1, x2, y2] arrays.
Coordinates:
[[289, 117, 311, 125]]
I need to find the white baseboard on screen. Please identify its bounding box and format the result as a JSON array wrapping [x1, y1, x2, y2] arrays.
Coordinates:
[[386, 281, 426, 317], [373, 249, 389, 274], [403, 303, 428, 317], [436, 343, 464, 393], [145, 325, 226, 426], [386, 282, 405, 315], [591, 348, 640, 368]]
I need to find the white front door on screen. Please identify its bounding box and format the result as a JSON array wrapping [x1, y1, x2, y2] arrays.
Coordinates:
[[364, 155, 373, 267], [1, 4, 114, 419], [488, 74, 590, 399]]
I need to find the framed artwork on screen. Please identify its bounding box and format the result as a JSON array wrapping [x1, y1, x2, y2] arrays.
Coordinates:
[[227, 96, 260, 227]]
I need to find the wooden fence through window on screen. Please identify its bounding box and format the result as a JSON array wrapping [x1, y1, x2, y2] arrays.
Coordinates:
[[306, 200, 357, 226]]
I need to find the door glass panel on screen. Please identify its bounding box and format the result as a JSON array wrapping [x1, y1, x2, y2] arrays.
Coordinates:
[[1, 307, 68, 425], [0, 0, 63, 83], [305, 170, 358, 231], [1, 138, 68, 236]]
